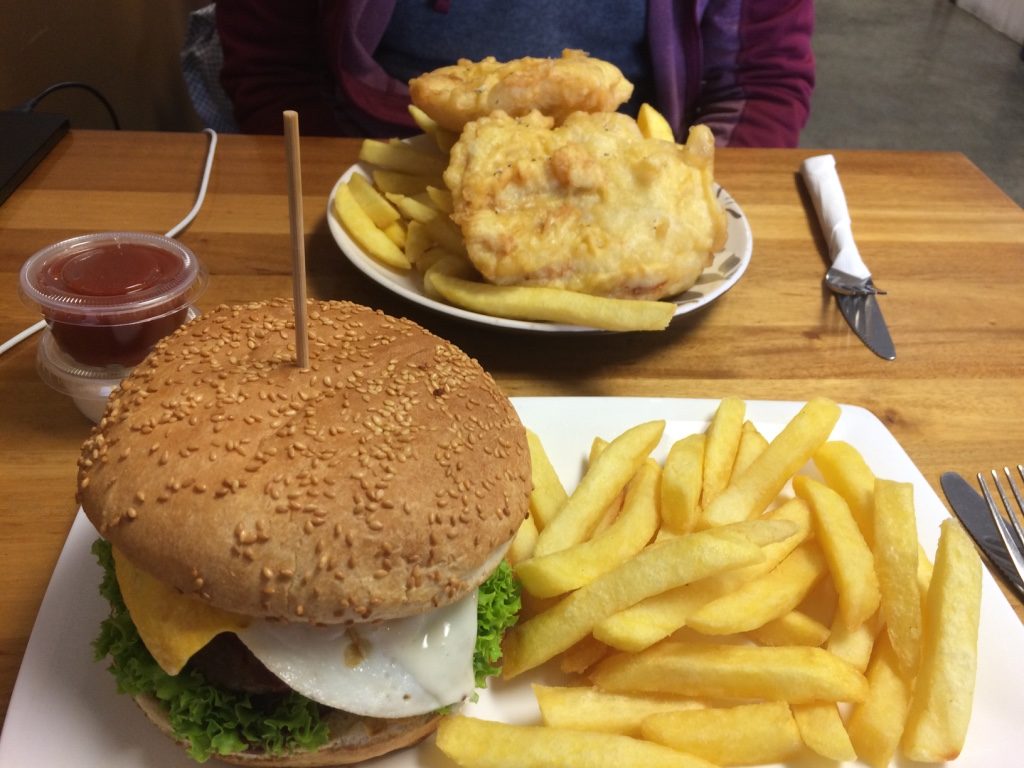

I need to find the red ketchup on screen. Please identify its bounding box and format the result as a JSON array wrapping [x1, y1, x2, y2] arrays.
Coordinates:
[[20, 232, 206, 367]]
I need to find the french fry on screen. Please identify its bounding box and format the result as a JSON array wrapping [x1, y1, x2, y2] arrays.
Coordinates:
[[558, 635, 610, 674], [371, 168, 443, 196], [507, 514, 538, 565], [918, 542, 934, 614], [426, 219, 470, 257], [588, 437, 626, 536], [405, 104, 459, 152], [592, 575, 725, 652], [403, 190, 436, 210], [407, 103, 440, 135], [652, 517, 789, 549], [730, 420, 768, 482], [594, 498, 811, 652], [382, 220, 406, 248], [873, 478, 923, 675], [587, 436, 608, 465], [427, 271, 677, 331], [532, 420, 664, 557], [422, 255, 476, 300], [813, 440, 876, 545], [685, 540, 827, 636], [747, 609, 831, 647], [901, 519, 982, 762], [701, 397, 840, 527], [660, 433, 704, 533], [332, 183, 411, 269], [591, 494, 625, 537], [827, 609, 884, 673], [386, 192, 467, 255], [636, 103, 676, 142], [426, 184, 454, 213], [846, 632, 913, 768], [433, 128, 459, 153], [390, 134, 443, 154], [402, 220, 430, 265], [386, 190, 438, 221], [791, 701, 857, 762], [794, 474, 880, 630], [359, 137, 448, 176], [518, 590, 558, 622], [435, 715, 717, 768], [346, 172, 401, 227], [641, 702, 802, 766], [534, 685, 701, 737], [718, 517, 799, 547], [502, 529, 763, 678], [515, 460, 660, 597], [591, 641, 869, 704], [700, 397, 745, 508], [525, 430, 568, 531], [419, 248, 467, 283]]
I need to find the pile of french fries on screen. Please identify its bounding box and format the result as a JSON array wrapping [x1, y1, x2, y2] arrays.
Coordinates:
[[330, 105, 682, 332], [437, 397, 983, 768]]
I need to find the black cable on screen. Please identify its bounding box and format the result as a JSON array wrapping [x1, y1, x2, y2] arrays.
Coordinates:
[[18, 81, 121, 129]]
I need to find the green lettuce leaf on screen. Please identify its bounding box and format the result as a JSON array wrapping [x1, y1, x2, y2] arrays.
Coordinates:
[[473, 559, 522, 686], [91, 539, 329, 763]]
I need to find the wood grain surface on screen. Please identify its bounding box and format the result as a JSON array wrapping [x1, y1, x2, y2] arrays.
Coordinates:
[[1, 130, 1022, 727]]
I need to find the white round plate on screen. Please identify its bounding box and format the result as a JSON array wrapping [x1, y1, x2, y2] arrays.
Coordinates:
[[326, 156, 752, 333]]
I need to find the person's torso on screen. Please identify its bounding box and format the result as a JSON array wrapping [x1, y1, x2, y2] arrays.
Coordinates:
[[374, 0, 654, 114]]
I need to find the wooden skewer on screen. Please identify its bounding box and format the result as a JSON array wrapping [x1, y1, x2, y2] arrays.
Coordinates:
[[283, 109, 310, 369]]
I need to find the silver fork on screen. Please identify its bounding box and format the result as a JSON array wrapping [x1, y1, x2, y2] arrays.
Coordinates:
[[977, 464, 1024, 586]]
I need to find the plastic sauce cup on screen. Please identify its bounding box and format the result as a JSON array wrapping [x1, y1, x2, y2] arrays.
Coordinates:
[[19, 232, 207, 367], [34, 331, 136, 423]]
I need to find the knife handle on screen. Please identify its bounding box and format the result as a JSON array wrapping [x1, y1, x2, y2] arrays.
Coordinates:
[[800, 154, 870, 278]]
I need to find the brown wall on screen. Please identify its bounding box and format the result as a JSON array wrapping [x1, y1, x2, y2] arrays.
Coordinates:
[[0, 1, 206, 131]]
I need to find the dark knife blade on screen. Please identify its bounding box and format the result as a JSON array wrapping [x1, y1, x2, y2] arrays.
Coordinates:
[[836, 292, 896, 361], [940, 471, 1024, 595]]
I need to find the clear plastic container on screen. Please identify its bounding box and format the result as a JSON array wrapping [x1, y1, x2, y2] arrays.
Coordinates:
[[35, 307, 199, 423], [19, 231, 207, 367], [35, 330, 127, 423]]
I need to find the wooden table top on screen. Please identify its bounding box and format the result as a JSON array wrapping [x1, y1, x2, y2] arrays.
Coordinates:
[[1, 129, 1022, 727]]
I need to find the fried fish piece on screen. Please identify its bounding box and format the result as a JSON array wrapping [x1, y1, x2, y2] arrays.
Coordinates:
[[409, 49, 633, 133], [443, 111, 727, 301]]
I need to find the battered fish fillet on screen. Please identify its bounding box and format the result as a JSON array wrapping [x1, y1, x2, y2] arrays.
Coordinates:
[[443, 111, 728, 301], [409, 49, 633, 132]]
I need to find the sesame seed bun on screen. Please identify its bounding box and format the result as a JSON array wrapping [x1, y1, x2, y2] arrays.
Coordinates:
[[78, 299, 531, 625], [133, 692, 441, 766]]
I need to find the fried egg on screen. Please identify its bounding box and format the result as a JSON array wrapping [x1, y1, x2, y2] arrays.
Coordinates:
[[236, 590, 478, 718]]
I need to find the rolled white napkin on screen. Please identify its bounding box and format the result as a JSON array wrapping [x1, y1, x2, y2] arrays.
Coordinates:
[[800, 154, 872, 279]]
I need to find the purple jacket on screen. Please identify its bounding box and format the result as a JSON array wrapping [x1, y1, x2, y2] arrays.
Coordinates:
[[218, 0, 814, 147]]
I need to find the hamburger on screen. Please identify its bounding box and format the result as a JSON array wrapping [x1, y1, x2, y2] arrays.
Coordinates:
[[79, 298, 531, 765]]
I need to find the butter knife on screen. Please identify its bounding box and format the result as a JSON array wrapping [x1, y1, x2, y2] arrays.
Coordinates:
[[800, 154, 896, 360], [941, 471, 1024, 595]]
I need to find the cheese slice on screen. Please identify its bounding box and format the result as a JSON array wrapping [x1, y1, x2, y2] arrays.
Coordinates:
[[113, 547, 250, 675]]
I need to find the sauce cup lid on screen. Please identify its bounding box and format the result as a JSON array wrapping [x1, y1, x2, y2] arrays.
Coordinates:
[[19, 232, 206, 325]]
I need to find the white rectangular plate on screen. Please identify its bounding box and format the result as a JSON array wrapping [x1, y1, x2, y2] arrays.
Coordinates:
[[1, 398, 1021, 767]]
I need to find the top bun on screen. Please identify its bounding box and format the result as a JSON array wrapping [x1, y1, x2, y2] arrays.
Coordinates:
[[78, 299, 530, 624]]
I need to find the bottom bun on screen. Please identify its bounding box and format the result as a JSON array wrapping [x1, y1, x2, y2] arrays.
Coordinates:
[[134, 693, 442, 767]]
